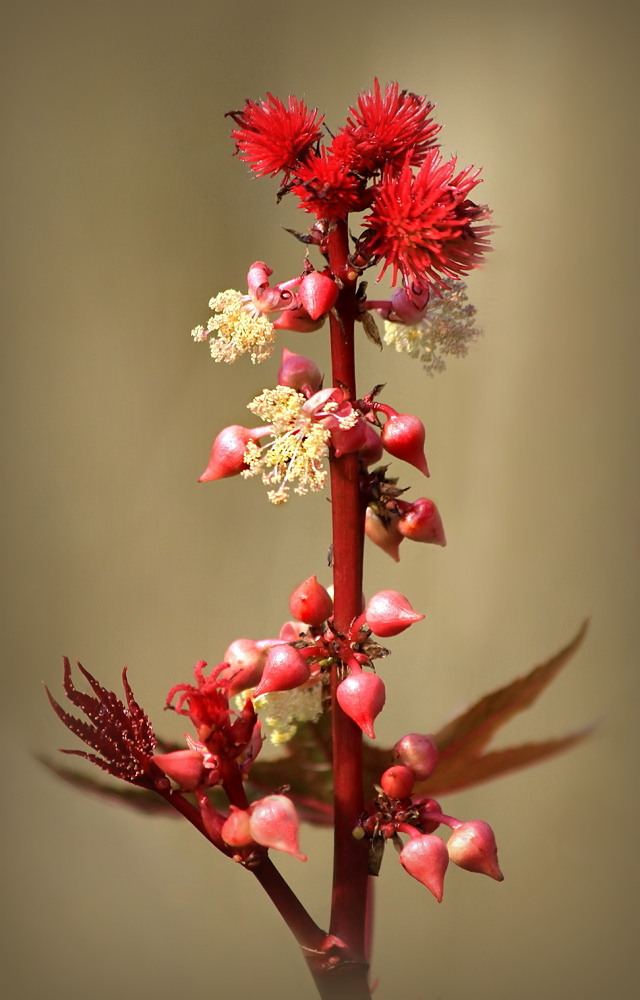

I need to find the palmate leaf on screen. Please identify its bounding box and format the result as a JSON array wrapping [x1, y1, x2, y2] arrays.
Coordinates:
[[43, 623, 590, 825]]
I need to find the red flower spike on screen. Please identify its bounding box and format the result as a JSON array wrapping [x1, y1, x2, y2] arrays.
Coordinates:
[[341, 79, 441, 176], [221, 808, 255, 848], [227, 94, 324, 179], [398, 498, 446, 546], [365, 590, 424, 638], [277, 348, 323, 394], [46, 658, 157, 785], [447, 821, 504, 881], [392, 733, 439, 780], [380, 764, 415, 799], [153, 749, 206, 791], [298, 271, 339, 320], [198, 425, 256, 482], [399, 834, 449, 902], [363, 150, 492, 290], [249, 795, 307, 861], [252, 644, 311, 698], [381, 413, 430, 477], [289, 575, 333, 627], [365, 508, 403, 562], [336, 672, 386, 739]]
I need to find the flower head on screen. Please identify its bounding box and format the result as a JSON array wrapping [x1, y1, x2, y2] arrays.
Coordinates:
[[363, 150, 492, 290], [227, 93, 324, 179], [383, 281, 482, 375], [46, 658, 157, 785], [290, 148, 368, 219], [340, 79, 441, 176], [192, 289, 276, 364]]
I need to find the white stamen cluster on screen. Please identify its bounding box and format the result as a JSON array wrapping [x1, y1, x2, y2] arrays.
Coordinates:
[[191, 289, 276, 363]]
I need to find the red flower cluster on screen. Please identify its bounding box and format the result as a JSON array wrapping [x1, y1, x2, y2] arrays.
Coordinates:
[[227, 80, 491, 293]]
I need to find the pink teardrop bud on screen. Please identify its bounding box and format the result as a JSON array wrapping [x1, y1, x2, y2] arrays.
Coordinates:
[[272, 307, 325, 332], [221, 808, 254, 848], [218, 639, 268, 695], [381, 414, 429, 477], [389, 283, 430, 323], [249, 794, 307, 860], [277, 348, 322, 393], [399, 834, 449, 902], [198, 425, 254, 482], [359, 421, 384, 466], [330, 415, 370, 458], [365, 509, 403, 562], [252, 644, 310, 697], [289, 575, 333, 626], [380, 764, 415, 799], [416, 798, 442, 834], [365, 590, 424, 637], [196, 790, 226, 843], [392, 733, 439, 780], [398, 498, 446, 546], [153, 749, 206, 791], [447, 821, 504, 881], [298, 271, 339, 320], [336, 672, 386, 739]]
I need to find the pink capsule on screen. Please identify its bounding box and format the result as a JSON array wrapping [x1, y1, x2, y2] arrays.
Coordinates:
[[399, 834, 449, 902], [252, 644, 310, 697], [198, 425, 254, 482], [398, 498, 446, 546], [380, 765, 415, 799], [249, 794, 307, 860], [447, 821, 504, 881], [365, 590, 424, 638], [221, 808, 254, 848], [336, 671, 386, 739], [381, 413, 429, 477], [392, 733, 439, 780], [289, 575, 333, 627], [365, 509, 403, 562], [153, 749, 206, 791], [277, 348, 322, 393], [298, 270, 339, 320]]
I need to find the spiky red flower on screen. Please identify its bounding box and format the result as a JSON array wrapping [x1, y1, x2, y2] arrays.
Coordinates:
[[290, 148, 369, 219], [339, 79, 441, 176], [363, 150, 492, 289], [227, 93, 324, 178], [46, 658, 157, 784]]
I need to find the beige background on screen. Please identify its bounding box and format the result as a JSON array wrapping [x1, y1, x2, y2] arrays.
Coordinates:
[[2, 1, 638, 998]]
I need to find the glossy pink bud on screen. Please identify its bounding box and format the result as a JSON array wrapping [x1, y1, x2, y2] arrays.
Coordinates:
[[336, 671, 386, 739], [272, 307, 325, 332], [198, 425, 254, 482], [221, 808, 254, 848], [381, 414, 429, 477], [298, 271, 339, 320], [447, 821, 504, 881], [392, 733, 439, 780], [399, 834, 449, 902], [389, 283, 430, 323], [398, 498, 446, 546], [359, 421, 384, 466], [365, 590, 424, 637], [252, 644, 310, 697], [153, 749, 206, 791], [380, 765, 415, 799], [416, 798, 442, 834], [218, 639, 268, 696], [289, 575, 333, 626], [330, 415, 370, 458], [249, 794, 307, 860], [277, 348, 322, 393], [196, 790, 226, 842], [365, 509, 403, 562], [278, 620, 308, 642]]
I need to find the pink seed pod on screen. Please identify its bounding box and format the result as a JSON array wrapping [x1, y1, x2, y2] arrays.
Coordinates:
[[398, 498, 446, 546], [252, 644, 310, 697], [330, 415, 370, 458], [198, 425, 255, 482], [277, 348, 322, 394], [380, 764, 415, 799], [272, 307, 325, 333], [447, 821, 504, 881], [218, 639, 268, 696], [298, 270, 339, 320], [365, 509, 403, 562], [153, 749, 206, 791], [388, 283, 430, 323], [381, 413, 430, 477], [221, 808, 254, 848], [365, 590, 424, 638], [415, 798, 443, 834], [399, 834, 449, 902], [289, 575, 333, 626], [196, 790, 226, 843], [392, 733, 439, 780], [249, 794, 307, 860], [336, 671, 386, 739], [359, 421, 384, 466]]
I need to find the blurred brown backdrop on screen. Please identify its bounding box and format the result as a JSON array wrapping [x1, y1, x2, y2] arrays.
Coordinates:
[[2, 1, 639, 998]]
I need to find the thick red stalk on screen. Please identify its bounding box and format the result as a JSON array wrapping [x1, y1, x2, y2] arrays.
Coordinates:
[[325, 220, 371, 997]]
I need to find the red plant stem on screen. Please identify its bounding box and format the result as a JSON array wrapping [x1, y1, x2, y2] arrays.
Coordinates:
[[325, 220, 371, 994]]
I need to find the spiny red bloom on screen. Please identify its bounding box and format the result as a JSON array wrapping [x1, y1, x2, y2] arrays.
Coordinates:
[[290, 148, 369, 219], [363, 149, 492, 290], [340, 79, 441, 176], [46, 658, 157, 784], [227, 94, 324, 179]]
